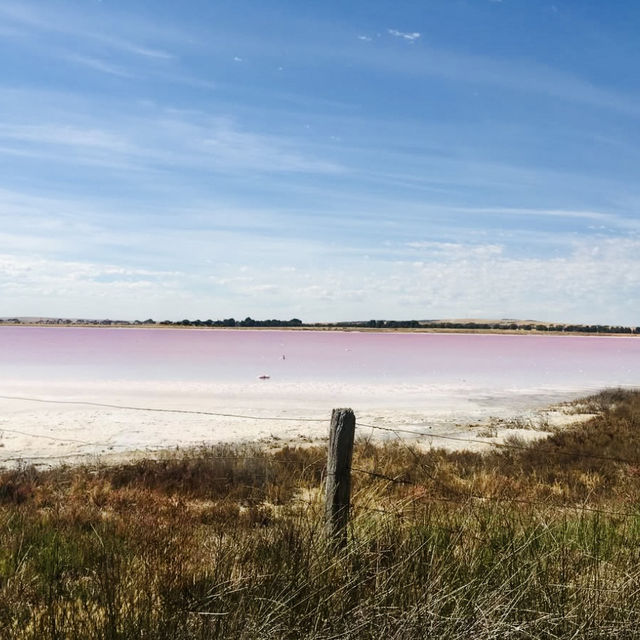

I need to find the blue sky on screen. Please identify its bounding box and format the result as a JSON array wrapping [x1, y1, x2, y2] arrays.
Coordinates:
[[1, 0, 639, 323]]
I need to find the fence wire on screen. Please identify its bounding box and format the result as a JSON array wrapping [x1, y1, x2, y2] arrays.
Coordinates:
[[358, 421, 639, 466]]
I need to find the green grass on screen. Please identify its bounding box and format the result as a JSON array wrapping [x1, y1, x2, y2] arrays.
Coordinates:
[[1, 389, 640, 638]]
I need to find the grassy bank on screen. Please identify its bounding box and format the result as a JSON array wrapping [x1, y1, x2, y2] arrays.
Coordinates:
[[1, 390, 640, 638]]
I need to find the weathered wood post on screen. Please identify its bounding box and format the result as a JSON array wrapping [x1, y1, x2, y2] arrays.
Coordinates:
[[325, 408, 356, 548]]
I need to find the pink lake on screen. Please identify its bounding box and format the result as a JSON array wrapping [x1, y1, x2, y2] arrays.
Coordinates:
[[0, 326, 639, 390]]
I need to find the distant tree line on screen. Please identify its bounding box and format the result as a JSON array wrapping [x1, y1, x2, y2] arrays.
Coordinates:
[[1, 317, 638, 334], [339, 320, 640, 334], [336, 320, 640, 334], [155, 317, 303, 328]]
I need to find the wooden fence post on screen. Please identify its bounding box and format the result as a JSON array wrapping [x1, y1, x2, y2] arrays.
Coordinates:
[[325, 408, 356, 548]]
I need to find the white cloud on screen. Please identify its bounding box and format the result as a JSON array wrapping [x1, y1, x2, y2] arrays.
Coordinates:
[[405, 241, 504, 259], [388, 29, 421, 42], [0, 254, 183, 300], [357, 35, 372, 42]]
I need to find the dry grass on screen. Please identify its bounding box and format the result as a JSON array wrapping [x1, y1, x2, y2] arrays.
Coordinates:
[[1, 389, 640, 638]]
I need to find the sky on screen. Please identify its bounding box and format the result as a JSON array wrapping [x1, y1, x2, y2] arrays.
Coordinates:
[[1, 0, 639, 324]]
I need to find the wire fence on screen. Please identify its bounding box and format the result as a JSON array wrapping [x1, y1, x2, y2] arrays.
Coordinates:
[[0, 393, 328, 457], [1, 392, 639, 521], [353, 420, 640, 520], [350, 465, 640, 520], [359, 421, 638, 465], [1, 392, 632, 463]]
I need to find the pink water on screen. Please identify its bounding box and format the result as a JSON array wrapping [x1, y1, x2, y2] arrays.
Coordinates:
[[0, 327, 638, 392]]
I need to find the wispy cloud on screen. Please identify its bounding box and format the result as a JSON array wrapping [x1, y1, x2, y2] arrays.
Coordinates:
[[0, 1, 176, 71], [195, 117, 344, 174], [0, 124, 131, 152], [388, 29, 421, 41], [65, 55, 134, 78], [273, 27, 632, 118], [0, 254, 186, 311], [405, 241, 504, 259], [0, 91, 345, 176], [99, 36, 174, 60], [0, 1, 177, 55], [448, 206, 640, 230]]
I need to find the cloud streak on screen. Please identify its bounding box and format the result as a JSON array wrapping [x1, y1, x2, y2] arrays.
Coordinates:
[[65, 55, 135, 78], [388, 29, 421, 41], [0, 1, 177, 60]]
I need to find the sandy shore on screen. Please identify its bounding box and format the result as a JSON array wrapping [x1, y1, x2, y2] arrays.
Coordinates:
[[0, 378, 601, 466]]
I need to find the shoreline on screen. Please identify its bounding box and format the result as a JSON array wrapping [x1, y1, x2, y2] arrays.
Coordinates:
[[1, 322, 638, 338]]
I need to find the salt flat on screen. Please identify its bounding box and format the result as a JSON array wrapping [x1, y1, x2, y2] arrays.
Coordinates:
[[0, 378, 596, 465]]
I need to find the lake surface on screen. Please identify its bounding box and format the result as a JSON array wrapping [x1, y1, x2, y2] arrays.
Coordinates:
[[0, 326, 639, 392]]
